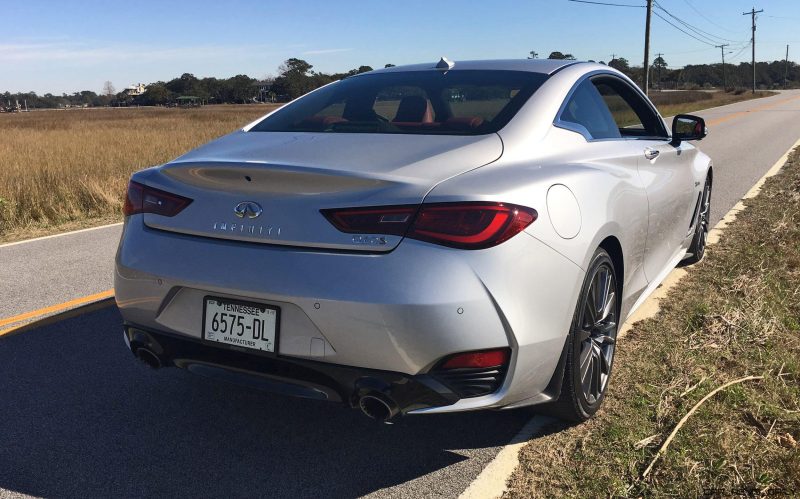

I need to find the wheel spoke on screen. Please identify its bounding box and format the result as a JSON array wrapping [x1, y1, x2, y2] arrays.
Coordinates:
[[595, 269, 608, 316], [584, 300, 597, 326], [594, 333, 616, 345], [579, 341, 592, 377], [601, 291, 615, 322], [592, 344, 602, 398], [599, 345, 613, 374], [581, 348, 594, 397]]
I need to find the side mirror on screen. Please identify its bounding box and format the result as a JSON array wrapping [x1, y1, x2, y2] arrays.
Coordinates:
[[671, 114, 707, 145]]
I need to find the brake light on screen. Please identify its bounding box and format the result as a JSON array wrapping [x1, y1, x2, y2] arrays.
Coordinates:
[[440, 348, 510, 369], [321, 202, 536, 249], [123, 181, 192, 217]]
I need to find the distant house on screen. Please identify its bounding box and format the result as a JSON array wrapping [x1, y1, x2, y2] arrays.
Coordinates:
[[254, 80, 275, 103], [124, 83, 146, 96]]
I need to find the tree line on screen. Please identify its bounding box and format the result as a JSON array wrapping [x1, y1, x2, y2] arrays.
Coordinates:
[[540, 51, 798, 91], [2, 55, 797, 110]]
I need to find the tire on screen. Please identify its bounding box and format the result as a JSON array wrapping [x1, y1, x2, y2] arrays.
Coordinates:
[[684, 175, 712, 265], [542, 248, 620, 423]]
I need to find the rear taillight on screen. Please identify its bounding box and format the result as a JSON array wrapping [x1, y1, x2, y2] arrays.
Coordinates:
[[322, 205, 417, 235], [123, 181, 193, 217], [322, 202, 536, 249]]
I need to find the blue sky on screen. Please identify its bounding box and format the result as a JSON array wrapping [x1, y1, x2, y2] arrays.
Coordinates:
[[2, 0, 799, 94]]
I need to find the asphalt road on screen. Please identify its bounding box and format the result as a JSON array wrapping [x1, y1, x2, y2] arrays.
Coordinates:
[[1, 90, 799, 498]]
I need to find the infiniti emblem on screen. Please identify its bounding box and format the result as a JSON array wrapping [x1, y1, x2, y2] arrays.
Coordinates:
[[233, 201, 263, 219]]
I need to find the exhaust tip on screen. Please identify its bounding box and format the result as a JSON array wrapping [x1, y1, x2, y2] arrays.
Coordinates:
[[134, 347, 162, 369], [358, 393, 398, 422]]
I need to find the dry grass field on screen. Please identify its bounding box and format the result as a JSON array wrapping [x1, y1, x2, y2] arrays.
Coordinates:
[[0, 90, 774, 242], [649, 89, 775, 117], [0, 105, 276, 241]]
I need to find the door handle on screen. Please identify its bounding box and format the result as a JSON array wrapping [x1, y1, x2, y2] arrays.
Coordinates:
[[644, 147, 660, 160]]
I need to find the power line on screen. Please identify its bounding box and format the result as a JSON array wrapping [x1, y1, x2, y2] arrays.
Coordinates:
[[654, 0, 746, 44], [566, 0, 645, 7], [680, 0, 740, 33], [727, 43, 750, 63], [652, 11, 716, 47]]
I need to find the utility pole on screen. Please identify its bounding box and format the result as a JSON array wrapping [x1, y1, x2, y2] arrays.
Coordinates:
[[743, 7, 764, 93], [785, 45, 790, 90], [715, 44, 729, 90], [643, 0, 653, 95]]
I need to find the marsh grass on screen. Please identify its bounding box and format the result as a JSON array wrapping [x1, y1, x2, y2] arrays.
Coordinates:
[[0, 105, 275, 241]]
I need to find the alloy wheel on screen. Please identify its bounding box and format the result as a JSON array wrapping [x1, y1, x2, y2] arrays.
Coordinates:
[[576, 263, 617, 405], [697, 179, 711, 255]]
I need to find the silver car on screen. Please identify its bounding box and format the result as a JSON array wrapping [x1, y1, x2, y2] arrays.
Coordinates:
[[115, 59, 711, 422]]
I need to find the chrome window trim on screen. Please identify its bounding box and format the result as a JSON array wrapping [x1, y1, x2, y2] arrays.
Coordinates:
[[554, 70, 670, 143]]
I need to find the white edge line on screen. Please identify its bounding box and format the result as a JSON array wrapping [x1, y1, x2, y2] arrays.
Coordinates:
[[459, 416, 554, 499], [459, 136, 800, 499], [0, 222, 123, 249]]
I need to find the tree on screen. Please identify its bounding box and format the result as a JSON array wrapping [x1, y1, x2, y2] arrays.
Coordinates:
[[608, 57, 630, 72], [548, 51, 576, 60], [102, 81, 115, 98], [271, 58, 319, 99], [384, 63, 395, 68], [652, 56, 668, 89], [140, 83, 173, 105], [227, 74, 256, 104]]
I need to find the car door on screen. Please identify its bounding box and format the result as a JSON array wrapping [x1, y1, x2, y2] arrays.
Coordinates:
[[592, 76, 696, 282], [556, 77, 651, 305]]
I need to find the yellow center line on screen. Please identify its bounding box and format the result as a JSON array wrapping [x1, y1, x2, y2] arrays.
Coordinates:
[[0, 289, 115, 333], [706, 94, 800, 127]]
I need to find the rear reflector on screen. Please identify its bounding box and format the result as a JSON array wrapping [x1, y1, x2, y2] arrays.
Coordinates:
[[322, 202, 536, 249], [440, 348, 510, 370], [123, 181, 192, 217]]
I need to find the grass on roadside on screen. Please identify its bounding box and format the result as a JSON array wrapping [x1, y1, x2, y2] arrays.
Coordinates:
[[0, 105, 275, 242], [506, 149, 800, 497], [650, 89, 775, 117]]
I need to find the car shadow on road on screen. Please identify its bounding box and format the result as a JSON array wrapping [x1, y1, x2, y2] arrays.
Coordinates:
[[0, 306, 534, 498]]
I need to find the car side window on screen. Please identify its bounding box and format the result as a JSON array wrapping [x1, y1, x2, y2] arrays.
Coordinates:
[[559, 80, 621, 140], [592, 77, 667, 138]]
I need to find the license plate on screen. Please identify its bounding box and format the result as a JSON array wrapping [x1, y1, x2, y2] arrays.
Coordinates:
[[203, 297, 279, 354]]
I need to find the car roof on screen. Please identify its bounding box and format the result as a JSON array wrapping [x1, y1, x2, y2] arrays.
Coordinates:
[[369, 58, 584, 76]]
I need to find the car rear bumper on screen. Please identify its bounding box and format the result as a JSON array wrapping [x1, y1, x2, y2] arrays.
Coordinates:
[[115, 218, 584, 412], [124, 325, 462, 416]]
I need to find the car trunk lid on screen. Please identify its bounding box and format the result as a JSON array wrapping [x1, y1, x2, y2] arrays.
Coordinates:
[[141, 130, 503, 251]]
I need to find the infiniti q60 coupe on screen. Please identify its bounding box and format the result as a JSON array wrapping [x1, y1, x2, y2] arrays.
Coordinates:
[[115, 58, 711, 422]]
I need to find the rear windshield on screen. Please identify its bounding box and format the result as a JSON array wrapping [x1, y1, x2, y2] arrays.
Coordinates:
[[250, 70, 548, 136]]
